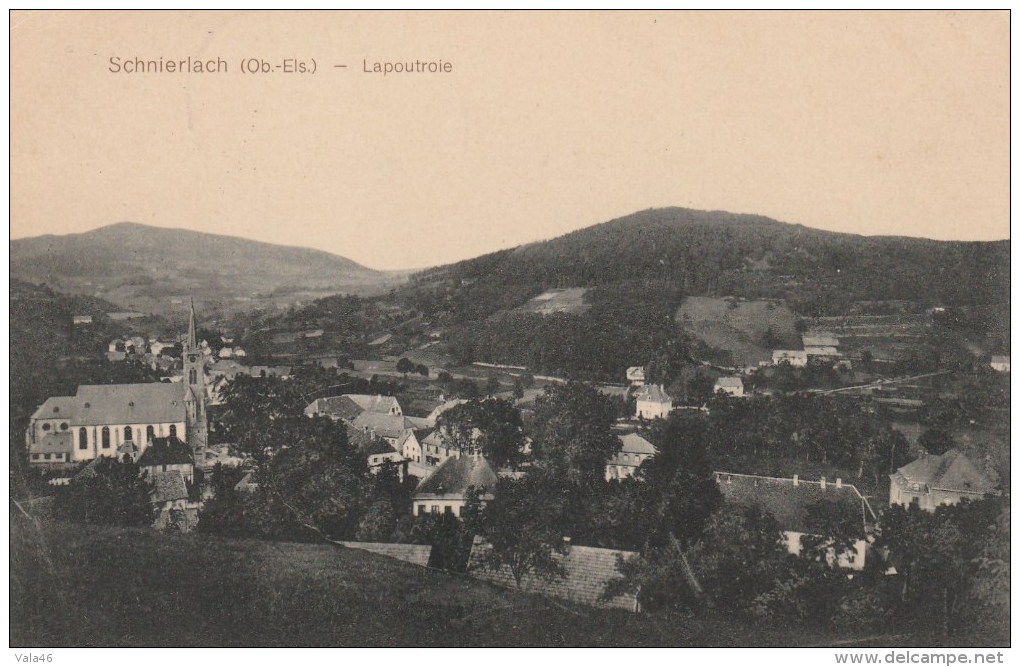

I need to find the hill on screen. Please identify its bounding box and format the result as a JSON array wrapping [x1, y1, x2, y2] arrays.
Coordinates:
[[10, 517, 917, 647], [10, 222, 408, 315], [394, 208, 1008, 379]]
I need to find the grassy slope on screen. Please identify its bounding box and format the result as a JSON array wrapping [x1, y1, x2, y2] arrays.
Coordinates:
[[9, 517, 914, 648]]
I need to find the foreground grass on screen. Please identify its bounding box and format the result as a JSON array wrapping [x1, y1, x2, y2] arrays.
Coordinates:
[[12, 516, 910, 647]]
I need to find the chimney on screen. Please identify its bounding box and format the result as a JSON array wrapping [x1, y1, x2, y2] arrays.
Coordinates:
[[820, 477, 827, 490], [562, 536, 572, 554], [836, 478, 842, 489], [793, 474, 799, 487]]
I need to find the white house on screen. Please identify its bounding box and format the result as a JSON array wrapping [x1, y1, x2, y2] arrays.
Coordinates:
[[714, 376, 745, 398], [412, 454, 497, 517], [889, 449, 997, 512], [625, 366, 646, 386], [72, 315, 93, 325], [990, 355, 1010, 372], [715, 472, 877, 571], [772, 350, 808, 367], [633, 384, 672, 420], [605, 433, 657, 481]]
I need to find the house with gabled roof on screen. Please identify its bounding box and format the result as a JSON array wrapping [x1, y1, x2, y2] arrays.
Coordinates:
[[990, 355, 1010, 372], [136, 436, 196, 483], [412, 454, 497, 517], [305, 394, 403, 423], [889, 449, 997, 512], [715, 471, 877, 570], [605, 433, 656, 481], [713, 376, 745, 398], [633, 384, 673, 420]]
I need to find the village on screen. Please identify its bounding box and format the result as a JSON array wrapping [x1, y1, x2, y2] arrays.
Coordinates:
[[15, 294, 1009, 630]]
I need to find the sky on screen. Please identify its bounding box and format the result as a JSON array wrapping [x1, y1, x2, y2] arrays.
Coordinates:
[[10, 10, 1010, 270]]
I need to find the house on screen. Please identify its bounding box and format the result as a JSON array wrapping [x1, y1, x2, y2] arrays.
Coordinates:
[[218, 347, 234, 359], [350, 412, 425, 445], [468, 536, 640, 612], [715, 472, 877, 571], [418, 425, 483, 466], [305, 394, 403, 422], [605, 433, 656, 481], [714, 376, 745, 398], [27, 300, 209, 466], [772, 350, 808, 367], [889, 449, 997, 511], [136, 436, 196, 484], [196, 443, 245, 471], [633, 384, 673, 420], [626, 366, 646, 386], [72, 315, 92, 325], [990, 355, 1010, 372], [234, 471, 258, 493], [397, 429, 424, 464], [149, 470, 200, 532], [346, 425, 405, 472], [106, 350, 127, 362], [412, 454, 497, 517]]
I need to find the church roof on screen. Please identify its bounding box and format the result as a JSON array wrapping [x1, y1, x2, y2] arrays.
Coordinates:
[[74, 383, 188, 426], [136, 436, 195, 468], [30, 396, 78, 421]]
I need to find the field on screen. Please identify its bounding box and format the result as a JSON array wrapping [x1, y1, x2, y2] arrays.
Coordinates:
[[805, 313, 931, 362], [10, 517, 922, 648], [518, 288, 590, 315], [677, 297, 799, 367]]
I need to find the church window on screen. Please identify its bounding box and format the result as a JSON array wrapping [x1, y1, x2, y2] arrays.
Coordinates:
[[102, 427, 110, 449], [169, 425, 177, 438], [189, 369, 197, 384], [146, 425, 155, 442], [60, 422, 68, 430], [42, 423, 51, 431], [124, 426, 133, 441], [78, 427, 88, 449]]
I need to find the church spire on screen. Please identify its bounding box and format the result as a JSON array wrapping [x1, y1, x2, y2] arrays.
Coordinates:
[[187, 298, 197, 351]]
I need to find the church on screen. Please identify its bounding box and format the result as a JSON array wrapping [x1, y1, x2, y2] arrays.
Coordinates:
[[26, 301, 209, 468]]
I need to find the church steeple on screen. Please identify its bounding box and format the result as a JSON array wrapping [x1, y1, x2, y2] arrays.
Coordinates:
[[182, 298, 207, 454], [186, 297, 198, 352]]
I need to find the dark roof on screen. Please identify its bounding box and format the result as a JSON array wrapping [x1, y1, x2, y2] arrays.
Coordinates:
[[136, 437, 195, 468], [29, 432, 73, 455], [30, 396, 78, 421], [149, 470, 189, 504], [634, 384, 671, 404], [893, 449, 996, 495], [307, 395, 364, 422], [468, 537, 639, 611], [715, 472, 875, 534], [74, 383, 188, 426], [414, 455, 498, 499]]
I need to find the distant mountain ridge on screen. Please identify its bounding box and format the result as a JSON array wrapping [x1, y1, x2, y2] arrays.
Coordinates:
[[10, 222, 408, 314]]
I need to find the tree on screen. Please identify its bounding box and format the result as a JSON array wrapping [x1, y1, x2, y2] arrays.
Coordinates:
[[919, 428, 955, 456], [485, 374, 500, 395], [415, 364, 429, 377], [476, 475, 567, 587], [436, 398, 527, 469], [197, 463, 251, 537], [801, 499, 865, 566], [55, 457, 153, 526], [396, 357, 415, 377], [688, 503, 791, 616], [530, 382, 621, 486]]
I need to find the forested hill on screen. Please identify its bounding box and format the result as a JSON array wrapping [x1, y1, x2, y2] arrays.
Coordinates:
[[10, 222, 407, 314], [407, 208, 1009, 319]]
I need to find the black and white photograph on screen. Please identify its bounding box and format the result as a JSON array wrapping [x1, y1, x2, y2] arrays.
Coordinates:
[[8, 9, 1011, 655]]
